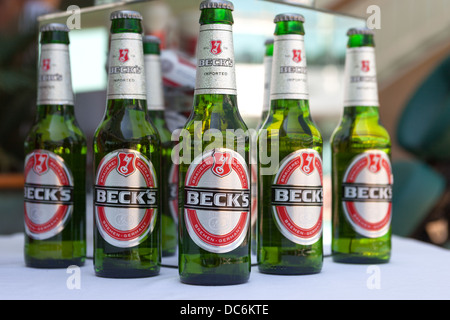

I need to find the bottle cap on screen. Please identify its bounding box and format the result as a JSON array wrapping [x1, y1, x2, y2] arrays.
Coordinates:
[[264, 38, 274, 46], [110, 10, 143, 21], [143, 35, 161, 44], [200, 0, 234, 11], [40, 23, 70, 33], [347, 28, 375, 36], [274, 13, 305, 23]]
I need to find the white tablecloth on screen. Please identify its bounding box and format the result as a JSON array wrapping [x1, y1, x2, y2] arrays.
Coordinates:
[[1, 233, 449, 300]]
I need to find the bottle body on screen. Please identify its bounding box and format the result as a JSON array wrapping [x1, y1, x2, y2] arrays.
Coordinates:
[[93, 12, 161, 278], [258, 107, 323, 274], [144, 36, 177, 257], [251, 39, 273, 254], [24, 107, 87, 268], [152, 111, 177, 257], [257, 14, 323, 275], [178, 95, 251, 285], [93, 105, 161, 277], [23, 24, 87, 268], [178, 1, 251, 285], [258, 39, 274, 128], [331, 29, 392, 264]]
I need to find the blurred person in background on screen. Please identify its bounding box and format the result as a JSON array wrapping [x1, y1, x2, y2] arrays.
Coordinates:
[[0, 0, 60, 173]]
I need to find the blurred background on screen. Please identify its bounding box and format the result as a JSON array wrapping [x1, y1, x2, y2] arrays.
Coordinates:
[[0, 0, 449, 250]]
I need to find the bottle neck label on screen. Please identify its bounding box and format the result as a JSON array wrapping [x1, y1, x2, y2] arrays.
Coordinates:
[[271, 149, 323, 245], [341, 150, 392, 238], [37, 44, 74, 106], [94, 149, 158, 248], [195, 24, 237, 95], [343, 47, 379, 107], [262, 55, 273, 112], [107, 33, 146, 101], [23, 150, 74, 240], [270, 34, 309, 101], [144, 54, 164, 111], [183, 148, 250, 253]]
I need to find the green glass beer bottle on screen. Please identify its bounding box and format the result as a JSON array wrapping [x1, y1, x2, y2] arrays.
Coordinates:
[[258, 38, 274, 128], [143, 35, 177, 257], [252, 39, 274, 252], [331, 28, 392, 264], [23, 23, 87, 268], [257, 13, 323, 275], [178, 0, 251, 285], [93, 10, 161, 278]]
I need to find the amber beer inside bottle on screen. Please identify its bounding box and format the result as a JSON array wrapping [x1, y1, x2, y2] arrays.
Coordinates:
[[177, 0, 251, 285], [331, 28, 392, 264], [93, 10, 161, 278], [24, 23, 87, 268], [257, 13, 324, 275]]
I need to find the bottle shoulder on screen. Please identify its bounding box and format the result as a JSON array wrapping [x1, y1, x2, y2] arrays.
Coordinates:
[[331, 118, 391, 151], [258, 121, 323, 157], [186, 95, 248, 132], [93, 115, 161, 158], [155, 124, 173, 144], [149, 113, 173, 143], [260, 114, 322, 139], [95, 106, 160, 136], [183, 110, 249, 133], [94, 119, 160, 143], [25, 116, 86, 146], [331, 116, 390, 138]]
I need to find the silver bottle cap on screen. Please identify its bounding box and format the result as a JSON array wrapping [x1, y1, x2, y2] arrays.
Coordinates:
[[110, 10, 143, 21], [274, 13, 305, 23], [264, 38, 274, 46], [347, 28, 375, 36], [143, 35, 161, 44], [40, 23, 70, 33], [200, 0, 234, 11]]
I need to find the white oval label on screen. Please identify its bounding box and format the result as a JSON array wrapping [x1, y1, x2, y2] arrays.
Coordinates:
[[94, 149, 158, 248], [184, 148, 250, 253], [271, 149, 323, 245], [342, 150, 393, 238], [24, 150, 74, 240]]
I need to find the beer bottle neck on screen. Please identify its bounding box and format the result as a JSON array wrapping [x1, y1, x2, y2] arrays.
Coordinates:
[[110, 17, 143, 34], [348, 33, 375, 48], [104, 99, 147, 118], [40, 29, 70, 44], [270, 20, 309, 106], [269, 99, 312, 119], [37, 32, 74, 107], [144, 52, 165, 111], [107, 18, 147, 105], [200, 8, 233, 25], [192, 93, 238, 116], [274, 19, 305, 36], [343, 34, 379, 108], [341, 106, 380, 124], [265, 41, 274, 56], [261, 40, 274, 118], [193, 8, 237, 113], [36, 104, 75, 120]]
